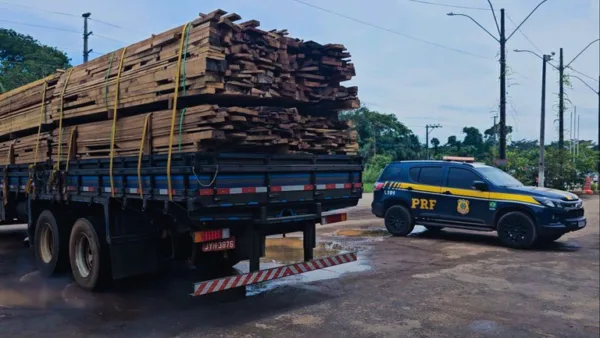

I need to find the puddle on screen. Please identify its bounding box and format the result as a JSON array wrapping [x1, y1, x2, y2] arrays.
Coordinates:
[[470, 320, 502, 334], [235, 237, 371, 296], [334, 228, 389, 237], [410, 225, 428, 235]]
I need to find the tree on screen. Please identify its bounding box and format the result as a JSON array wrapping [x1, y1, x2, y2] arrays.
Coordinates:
[[462, 126, 484, 152], [340, 106, 421, 162], [0, 29, 70, 92], [431, 137, 440, 156]]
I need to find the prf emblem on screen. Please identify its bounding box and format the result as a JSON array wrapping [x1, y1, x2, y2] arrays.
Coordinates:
[[411, 198, 437, 210], [457, 199, 470, 215]]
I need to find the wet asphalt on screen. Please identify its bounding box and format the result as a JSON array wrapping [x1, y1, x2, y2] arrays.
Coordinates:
[[0, 195, 598, 337]]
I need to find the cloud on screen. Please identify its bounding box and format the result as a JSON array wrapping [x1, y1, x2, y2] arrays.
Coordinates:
[[1, 0, 598, 145]]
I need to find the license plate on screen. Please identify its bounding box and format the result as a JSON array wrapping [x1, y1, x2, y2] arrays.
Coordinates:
[[202, 238, 235, 252], [578, 221, 586, 228]]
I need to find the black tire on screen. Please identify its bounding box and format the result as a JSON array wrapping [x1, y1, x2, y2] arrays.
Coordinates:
[[384, 205, 414, 236], [69, 217, 110, 291], [34, 210, 69, 276], [537, 233, 563, 244], [425, 226, 444, 232], [496, 211, 538, 249]]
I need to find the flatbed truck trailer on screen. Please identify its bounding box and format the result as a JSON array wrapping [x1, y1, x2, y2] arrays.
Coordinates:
[[0, 152, 363, 294]]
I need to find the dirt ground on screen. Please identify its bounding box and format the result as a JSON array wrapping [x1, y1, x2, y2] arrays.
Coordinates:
[[0, 195, 598, 338]]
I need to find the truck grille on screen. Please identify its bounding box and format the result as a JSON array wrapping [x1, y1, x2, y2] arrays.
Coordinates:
[[566, 208, 584, 218]]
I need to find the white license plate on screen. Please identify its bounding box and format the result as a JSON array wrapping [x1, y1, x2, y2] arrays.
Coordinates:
[[202, 238, 236, 252], [578, 221, 586, 228]]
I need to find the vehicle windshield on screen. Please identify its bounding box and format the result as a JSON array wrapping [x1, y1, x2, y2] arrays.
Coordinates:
[[475, 166, 524, 187]]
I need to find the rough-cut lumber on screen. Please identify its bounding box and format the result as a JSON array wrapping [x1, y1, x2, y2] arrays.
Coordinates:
[[0, 105, 356, 165], [0, 9, 358, 141]]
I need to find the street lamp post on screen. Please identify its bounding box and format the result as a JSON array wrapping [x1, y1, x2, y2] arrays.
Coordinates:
[[569, 74, 599, 169], [514, 49, 554, 187], [446, 0, 549, 166]]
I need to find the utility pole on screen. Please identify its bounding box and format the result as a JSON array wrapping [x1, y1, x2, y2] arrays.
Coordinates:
[[425, 124, 442, 160], [558, 48, 564, 151], [569, 109, 573, 156], [539, 53, 551, 187], [498, 8, 507, 165], [577, 111, 580, 156], [513, 50, 554, 187], [82, 13, 93, 63], [447, 0, 549, 166]]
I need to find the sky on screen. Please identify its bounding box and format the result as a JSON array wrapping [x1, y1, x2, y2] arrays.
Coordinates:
[[1, 0, 598, 146]]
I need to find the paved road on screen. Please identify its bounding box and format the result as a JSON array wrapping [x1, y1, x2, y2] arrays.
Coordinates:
[[0, 195, 598, 337]]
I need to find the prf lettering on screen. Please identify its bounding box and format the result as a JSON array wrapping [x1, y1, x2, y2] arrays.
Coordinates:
[[411, 198, 437, 210]]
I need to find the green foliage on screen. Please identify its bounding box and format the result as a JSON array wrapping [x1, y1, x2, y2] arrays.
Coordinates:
[[363, 154, 393, 183], [0, 29, 71, 92], [346, 105, 598, 191], [340, 106, 421, 162]]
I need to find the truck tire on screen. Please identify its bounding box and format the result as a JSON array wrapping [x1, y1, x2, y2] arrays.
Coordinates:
[[69, 217, 110, 291], [496, 211, 537, 249], [34, 210, 69, 276], [384, 205, 414, 236]]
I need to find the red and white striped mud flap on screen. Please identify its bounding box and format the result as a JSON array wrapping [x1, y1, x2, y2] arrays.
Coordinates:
[[192, 252, 358, 296]]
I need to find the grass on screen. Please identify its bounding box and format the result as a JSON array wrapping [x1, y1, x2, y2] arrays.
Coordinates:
[[363, 182, 374, 193]]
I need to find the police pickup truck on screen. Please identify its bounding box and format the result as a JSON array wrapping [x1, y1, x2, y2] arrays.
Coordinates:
[[371, 157, 587, 249]]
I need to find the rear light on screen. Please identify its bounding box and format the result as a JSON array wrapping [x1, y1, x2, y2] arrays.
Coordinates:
[[374, 182, 384, 191], [193, 228, 230, 243], [321, 213, 347, 225]]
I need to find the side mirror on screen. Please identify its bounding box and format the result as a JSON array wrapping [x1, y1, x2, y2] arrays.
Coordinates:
[[472, 180, 489, 191]]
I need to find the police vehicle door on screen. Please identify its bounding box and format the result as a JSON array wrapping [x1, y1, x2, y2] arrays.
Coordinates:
[[438, 167, 490, 227], [407, 166, 443, 219]]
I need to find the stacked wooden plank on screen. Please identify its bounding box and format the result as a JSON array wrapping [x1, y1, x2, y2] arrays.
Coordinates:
[[0, 9, 359, 166], [0, 105, 357, 165], [0, 73, 62, 140]]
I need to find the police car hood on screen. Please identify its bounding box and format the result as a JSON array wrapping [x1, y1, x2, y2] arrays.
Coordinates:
[[504, 186, 579, 201]]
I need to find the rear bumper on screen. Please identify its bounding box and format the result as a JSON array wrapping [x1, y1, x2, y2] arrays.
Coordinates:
[[538, 216, 587, 236]]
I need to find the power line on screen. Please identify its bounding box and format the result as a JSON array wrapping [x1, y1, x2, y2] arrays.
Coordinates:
[[289, 0, 492, 60], [0, 1, 130, 31], [0, 19, 79, 33], [94, 34, 128, 44], [89, 18, 126, 30], [0, 1, 76, 17], [567, 67, 599, 83], [407, 0, 490, 11], [505, 13, 542, 54], [0, 19, 129, 44]]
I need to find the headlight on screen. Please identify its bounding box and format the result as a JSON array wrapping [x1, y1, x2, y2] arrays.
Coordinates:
[[535, 197, 562, 208]]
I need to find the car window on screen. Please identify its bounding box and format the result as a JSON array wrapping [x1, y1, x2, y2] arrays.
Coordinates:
[[417, 167, 443, 186], [409, 167, 420, 182], [379, 166, 401, 181], [447, 167, 482, 189]]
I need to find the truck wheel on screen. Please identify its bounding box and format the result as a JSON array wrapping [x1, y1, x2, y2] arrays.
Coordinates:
[[69, 217, 110, 291], [34, 210, 69, 276], [384, 205, 414, 236], [496, 211, 537, 249]]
